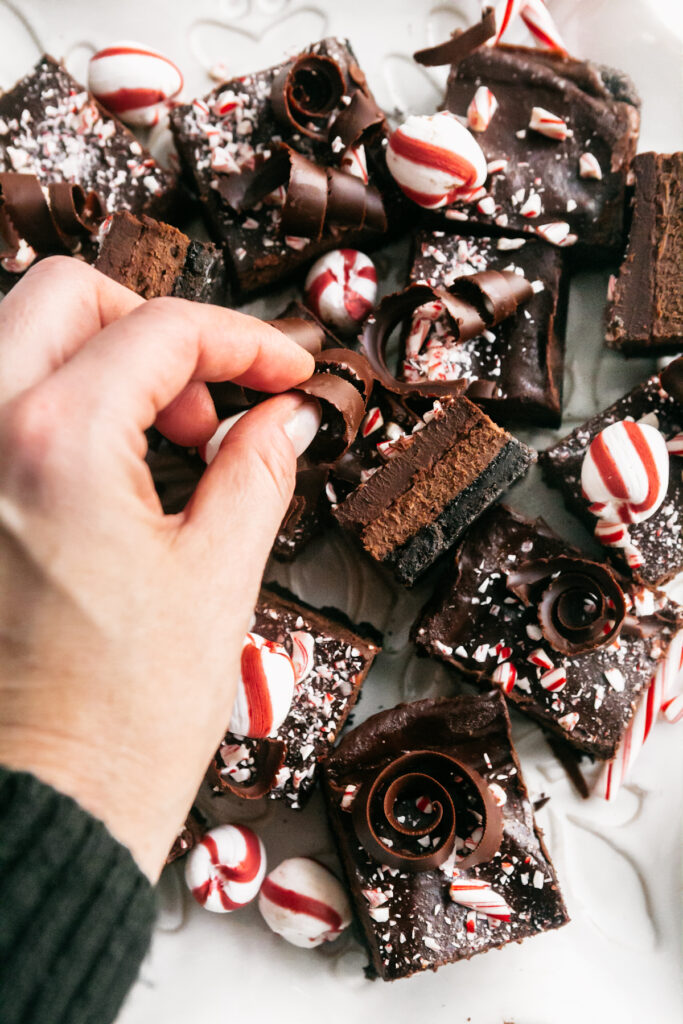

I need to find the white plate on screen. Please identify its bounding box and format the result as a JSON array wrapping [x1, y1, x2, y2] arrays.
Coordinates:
[[3, 1, 682, 1020]]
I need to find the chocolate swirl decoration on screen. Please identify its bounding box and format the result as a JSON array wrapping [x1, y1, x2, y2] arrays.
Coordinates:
[[351, 750, 503, 872], [360, 270, 533, 400], [216, 144, 386, 241], [414, 6, 497, 67], [270, 54, 346, 140], [0, 172, 104, 262], [506, 556, 627, 656], [295, 347, 374, 462]]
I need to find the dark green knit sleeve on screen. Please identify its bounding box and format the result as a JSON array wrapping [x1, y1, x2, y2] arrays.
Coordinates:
[[0, 766, 156, 1024]]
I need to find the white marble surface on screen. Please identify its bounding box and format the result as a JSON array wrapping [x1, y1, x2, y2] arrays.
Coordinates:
[[2, 1, 682, 1021]]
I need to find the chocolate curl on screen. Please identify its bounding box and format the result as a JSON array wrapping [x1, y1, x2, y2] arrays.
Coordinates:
[[315, 347, 375, 403], [0, 172, 104, 258], [212, 740, 287, 800], [294, 348, 374, 463], [414, 6, 497, 67], [270, 54, 345, 140], [660, 356, 683, 404], [216, 144, 387, 241], [268, 316, 325, 355], [329, 89, 386, 150], [507, 556, 627, 655], [351, 750, 503, 873]]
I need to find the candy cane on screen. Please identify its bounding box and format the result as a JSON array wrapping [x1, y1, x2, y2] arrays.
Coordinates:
[[449, 876, 512, 920], [521, 0, 568, 54]]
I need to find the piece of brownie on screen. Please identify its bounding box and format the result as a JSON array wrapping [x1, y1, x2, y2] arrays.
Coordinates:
[[323, 692, 568, 980], [95, 211, 226, 302], [606, 152, 683, 355], [332, 395, 535, 586], [441, 45, 640, 258], [540, 358, 683, 593], [401, 231, 567, 426], [170, 38, 398, 297], [413, 504, 681, 759], [209, 584, 381, 809]]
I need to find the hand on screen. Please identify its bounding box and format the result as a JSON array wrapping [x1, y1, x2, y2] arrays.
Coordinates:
[[0, 257, 320, 881]]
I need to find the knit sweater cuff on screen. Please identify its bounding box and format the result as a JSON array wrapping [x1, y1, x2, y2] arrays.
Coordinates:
[[0, 766, 156, 1024]]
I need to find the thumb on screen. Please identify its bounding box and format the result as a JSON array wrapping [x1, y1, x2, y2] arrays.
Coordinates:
[[180, 392, 321, 565]]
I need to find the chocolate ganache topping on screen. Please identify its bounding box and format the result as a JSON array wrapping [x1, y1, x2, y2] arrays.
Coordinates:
[[0, 172, 104, 261], [506, 556, 627, 655], [350, 749, 503, 872]]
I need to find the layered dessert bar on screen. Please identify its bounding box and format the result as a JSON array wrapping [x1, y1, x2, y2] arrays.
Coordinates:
[[323, 692, 568, 980], [606, 151, 683, 355]]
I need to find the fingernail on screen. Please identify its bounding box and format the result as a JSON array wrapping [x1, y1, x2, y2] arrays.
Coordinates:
[[200, 410, 248, 464], [284, 397, 322, 457]]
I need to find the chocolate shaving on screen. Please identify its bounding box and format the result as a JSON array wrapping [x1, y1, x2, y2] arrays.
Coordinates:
[[507, 556, 627, 655], [270, 54, 345, 140], [212, 740, 287, 800], [351, 750, 503, 872], [268, 316, 325, 355], [0, 172, 104, 261], [329, 89, 386, 151], [216, 144, 386, 241], [414, 6, 497, 67]]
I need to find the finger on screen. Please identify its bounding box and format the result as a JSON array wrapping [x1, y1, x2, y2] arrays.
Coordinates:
[[180, 393, 321, 569], [154, 381, 218, 447], [0, 256, 142, 404], [48, 296, 315, 435]]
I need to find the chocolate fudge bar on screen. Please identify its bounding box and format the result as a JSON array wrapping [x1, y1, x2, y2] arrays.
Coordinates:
[[96, 211, 226, 302], [606, 152, 683, 355], [170, 38, 398, 297], [209, 585, 381, 809], [442, 45, 640, 257], [401, 231, 567, 426], [541, 358, 683, 593], [323, 692, 568, 980], [332, 395, 535, 586], [414, 505, 681, 758]]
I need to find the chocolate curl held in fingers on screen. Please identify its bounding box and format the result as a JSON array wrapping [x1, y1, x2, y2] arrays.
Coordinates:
[[270, 53, 345, 140], [0, 172, 104, 258], [351, 750, 503, 872], [360, 269, 533, 399], [211, 740, 287, 800], [414, 6, 497, 67], [295, 348, 374, 463], [216, 144, 387, 241]]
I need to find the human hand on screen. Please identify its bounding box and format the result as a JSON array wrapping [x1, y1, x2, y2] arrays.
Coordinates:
[[0, 257, 320, 881]]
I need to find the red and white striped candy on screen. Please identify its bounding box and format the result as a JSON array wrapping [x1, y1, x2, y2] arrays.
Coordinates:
[[228, 633, 296, 739], [579, 152, 603, 180], [528, 107, 571, 141], [467, 87, 498, 132], [185, 824, 266, 913], [88, 41, 183, 127], [258, 857, 351, 947], [666, 432, 683, 456], [594, 519, 629, 548], [528, 648, 554, 670], [449, 876, 512, 921], [289, 630, 315, 685], [361, 407, 384, 437], [492, 661, 517, 693], [598, 629, 683, 800], [386, 112, 487, 209], [581, 420, 670, 525], [521, 0, 568, 54], [304, 249, 377, 334], [540, 666, 567, 692], [340, 144, 369, 184], [535, 221, 577, 246], [487, 0, 525, 45]]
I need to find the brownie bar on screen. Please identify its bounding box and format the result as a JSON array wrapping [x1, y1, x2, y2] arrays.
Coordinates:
[[540, 358, 683, 592], [210, 584, 381, 809], [414, 505, 680, 759], [323, 692, 568, 980], [96, 211, 226, 302], [606, 152, 683, 355], [333, 395, 535, 586], [441, 45, 640, 257], [170, 38, 398, 297], [402, 231, 567, 426]]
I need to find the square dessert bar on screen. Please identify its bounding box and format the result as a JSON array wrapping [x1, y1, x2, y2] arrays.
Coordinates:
[[414, 505, 681, 759], [170, 37, 396, 297], [402, 231, 567, 426], [209, 585, 381, 810], [442, 45, 640, 257], [95, 211, 226, 302], [323, 692, 568, 980], [606, 152, 683, 355], [540, 358, 683, 593], [332, 394, 535, 586]]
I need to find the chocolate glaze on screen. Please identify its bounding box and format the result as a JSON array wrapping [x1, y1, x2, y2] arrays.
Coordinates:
[[323, 692, 568, 981]]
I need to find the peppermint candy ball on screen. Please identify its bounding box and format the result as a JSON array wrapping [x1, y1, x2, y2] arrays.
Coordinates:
[[304, 249, 377, 334], [258, 857, 352, 947], [581, 419, 669, 524], [88, 41, 183, 127], [228, 632, 296, 739], [185, 824, 266, 913], [386, 111, 487, 209]]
